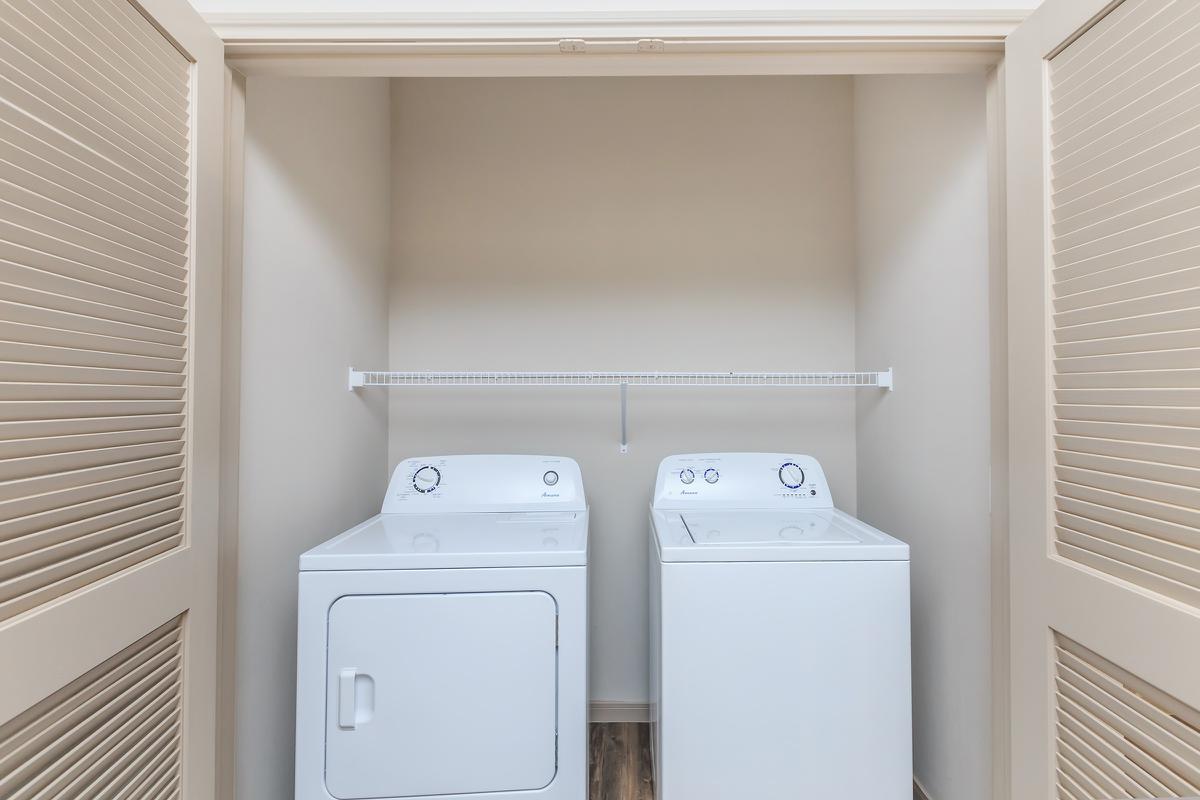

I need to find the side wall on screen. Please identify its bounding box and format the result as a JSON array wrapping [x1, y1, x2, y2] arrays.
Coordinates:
[[388, 76, 859, 710], [853, 74, 992, 800], [238, 78, 391, 800]]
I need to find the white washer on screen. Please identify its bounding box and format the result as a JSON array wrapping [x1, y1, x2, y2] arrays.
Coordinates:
[[649, 453, 911, 800], [296, 455, 588, 800]]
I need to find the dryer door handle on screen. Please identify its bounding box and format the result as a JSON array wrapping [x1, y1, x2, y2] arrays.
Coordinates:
[[338, 668, 358, 729]]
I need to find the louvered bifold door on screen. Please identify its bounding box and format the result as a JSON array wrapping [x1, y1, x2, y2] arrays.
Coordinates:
[[1008, 1, 1200, 798], [0, 1, 224, 798]]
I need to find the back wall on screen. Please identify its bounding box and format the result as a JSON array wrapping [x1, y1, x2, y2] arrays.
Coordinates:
[[387, 76, 858, 708]]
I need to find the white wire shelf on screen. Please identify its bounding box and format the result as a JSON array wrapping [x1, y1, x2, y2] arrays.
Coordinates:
[[348, 367, 892, 453], [348, 369, 893, 390]]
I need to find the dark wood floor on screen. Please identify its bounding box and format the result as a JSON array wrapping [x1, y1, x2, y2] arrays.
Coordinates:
[[589, 722, 921, 800], [589, 723, 654, 800]]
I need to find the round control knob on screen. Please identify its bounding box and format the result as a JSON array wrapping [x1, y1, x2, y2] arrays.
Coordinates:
[[543, 470, 559, 486], [679, 468, 695, 485], [704, 468, 720, 484], [412, 465, 441, 493], [779, 462, 805, 490]]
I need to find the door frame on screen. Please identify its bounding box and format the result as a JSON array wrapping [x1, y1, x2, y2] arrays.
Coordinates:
[[211, 11, 1018, 800]]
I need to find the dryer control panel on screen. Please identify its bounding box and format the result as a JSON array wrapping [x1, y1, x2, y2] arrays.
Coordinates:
[[383, 454, 586, 514], [652, 453, 833, 510]]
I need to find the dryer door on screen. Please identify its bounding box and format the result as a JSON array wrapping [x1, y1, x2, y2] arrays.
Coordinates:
[[324, 591, 558, 799]]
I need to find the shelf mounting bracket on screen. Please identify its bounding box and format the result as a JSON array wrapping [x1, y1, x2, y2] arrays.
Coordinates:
[[619, 382, 629, 455]]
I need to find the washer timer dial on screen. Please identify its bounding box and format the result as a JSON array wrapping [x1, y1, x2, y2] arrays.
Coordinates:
[[412, 465, 441, 493], [778, 462, 805, 490], [679, 469, 695, 485]]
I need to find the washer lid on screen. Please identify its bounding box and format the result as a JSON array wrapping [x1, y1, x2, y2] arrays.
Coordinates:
[[680, 510, 858, 545], [654, 509, 908, 562], [301, 511, 588, 571]]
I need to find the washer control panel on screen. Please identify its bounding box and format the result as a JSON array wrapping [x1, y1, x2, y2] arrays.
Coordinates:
[[383, 455, 586, 513], [653, 453, 832, 510]]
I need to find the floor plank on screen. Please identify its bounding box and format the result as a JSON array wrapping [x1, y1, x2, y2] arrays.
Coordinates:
[[589, 722, 654, 800], [590, 722, 919, 800]]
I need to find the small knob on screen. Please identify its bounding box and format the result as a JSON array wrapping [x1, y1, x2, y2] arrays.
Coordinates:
[[704, 468, 719, 484], [413, 465, 440, 493], [779, 462, 805, 489], [679, 469, 695, 485], [543, 470, 559, 486]]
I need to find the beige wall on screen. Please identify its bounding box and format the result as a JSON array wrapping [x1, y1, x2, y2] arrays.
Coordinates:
[[388, 76, 859, 706], [238, 78, 391, 800], [853, 75, 992, 800]]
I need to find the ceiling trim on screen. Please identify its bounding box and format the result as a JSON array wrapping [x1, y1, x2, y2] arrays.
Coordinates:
[[209, 9, 1024, 48], [207, 9, 1024, 75]]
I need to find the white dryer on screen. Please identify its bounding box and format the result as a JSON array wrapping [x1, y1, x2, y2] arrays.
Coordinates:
[[296, 455, 588, 800], [649, 453, 911, 800]]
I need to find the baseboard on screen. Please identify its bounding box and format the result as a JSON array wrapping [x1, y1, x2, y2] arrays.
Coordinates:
[[913, 777, 932, 800], [589, 701, 650, 723]]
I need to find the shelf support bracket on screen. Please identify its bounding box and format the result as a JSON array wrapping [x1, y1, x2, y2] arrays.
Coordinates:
[[348, 367, 365, 390], [880, 367, 894, 391], [619, 382, 629, 455]]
